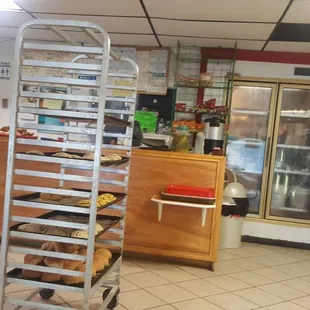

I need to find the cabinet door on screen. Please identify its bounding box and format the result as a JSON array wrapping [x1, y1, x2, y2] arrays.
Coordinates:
[[227, 82, 277, 216], [267, 85, 310, 221]]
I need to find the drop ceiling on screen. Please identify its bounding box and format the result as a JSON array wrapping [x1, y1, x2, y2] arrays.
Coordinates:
[[0, 0, 309, 52]]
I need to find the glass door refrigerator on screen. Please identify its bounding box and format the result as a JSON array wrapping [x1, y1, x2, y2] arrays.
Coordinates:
[[226, 81, 277, 216], [267, 84, 310, 221]]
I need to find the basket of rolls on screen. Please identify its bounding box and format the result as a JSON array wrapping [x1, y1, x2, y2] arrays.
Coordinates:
[[19, 242, 115, 286]]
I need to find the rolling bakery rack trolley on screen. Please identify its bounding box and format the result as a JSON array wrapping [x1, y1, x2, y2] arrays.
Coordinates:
[[0, 20, 138, 309]]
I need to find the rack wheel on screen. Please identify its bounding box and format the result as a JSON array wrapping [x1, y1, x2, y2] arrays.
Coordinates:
[[102, 288, 120, 309], [39, 289, 55, 300]]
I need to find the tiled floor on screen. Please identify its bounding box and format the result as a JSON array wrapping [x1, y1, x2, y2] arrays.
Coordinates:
[[4, 242, 310, 309]]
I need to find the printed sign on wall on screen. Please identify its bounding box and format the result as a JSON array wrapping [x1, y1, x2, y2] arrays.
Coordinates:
[[0, 62, 11, 80]]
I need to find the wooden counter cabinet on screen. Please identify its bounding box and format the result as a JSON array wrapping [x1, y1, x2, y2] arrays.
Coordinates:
[[124, 149, 226, 270]]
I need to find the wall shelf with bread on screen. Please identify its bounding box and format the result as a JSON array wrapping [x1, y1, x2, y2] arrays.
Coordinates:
[[0, 20, 138, 310]]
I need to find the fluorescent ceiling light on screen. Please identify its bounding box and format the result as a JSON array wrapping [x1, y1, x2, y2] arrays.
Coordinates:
[[0, 0, 23, 11]]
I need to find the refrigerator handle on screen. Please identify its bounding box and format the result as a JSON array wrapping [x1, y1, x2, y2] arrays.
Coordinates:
[[265, 136, 271, 168]]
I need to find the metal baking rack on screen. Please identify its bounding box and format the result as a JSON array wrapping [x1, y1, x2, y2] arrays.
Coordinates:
[[0, 20, 138, 310]]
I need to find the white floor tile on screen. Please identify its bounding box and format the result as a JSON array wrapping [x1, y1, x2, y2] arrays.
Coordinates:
[[228, 258, 265, 271], [282, 278, 310, 294], [119, 289, 165, 310], [148, 306, 177, 310], [266, 251, 310, 264], [173, 298, 223, 310], [130, 258, 173, 271], [253, 268, 293, 281], [215, 261, 244, 274], [206, 275, 251, 292], [291, 295, 310, 309], [178, 265, 221, 278], [177, 279, 225, 297], [234, 287, 284, 307], [259, 283, 307, 301], [218, 250, 240, 261], [249, 255, 283, 267], [121, 260, 146, 275], [120, 277, 139, 292], [273, 264, 310, 278], [153, 267, 197, 283], [265, 302, 307, 310], [205, 292, 259, 310], [123, 271, 170, 288], [230, 271, 274, 286], [146, 284, 196, 303]]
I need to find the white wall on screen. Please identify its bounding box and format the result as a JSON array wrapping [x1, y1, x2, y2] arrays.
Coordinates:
[[0, 40, 14, 127]]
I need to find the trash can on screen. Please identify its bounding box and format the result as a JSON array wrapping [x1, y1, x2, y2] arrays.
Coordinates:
[[219, 182, 249, 249]]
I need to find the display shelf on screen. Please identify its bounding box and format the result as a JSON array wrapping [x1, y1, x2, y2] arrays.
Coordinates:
[[175, 109, 229, 115], [274, 168, 310, 176], [281, 112, 310, 118], [277, 144, 310, 150], [174, 82, 233, 90], [0, 19, 138, 310], [151, 194, 216, 227], [231, 109, 269, 116]]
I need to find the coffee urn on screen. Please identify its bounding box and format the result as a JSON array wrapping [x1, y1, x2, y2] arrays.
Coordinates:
[[203, 117, 225, 154]]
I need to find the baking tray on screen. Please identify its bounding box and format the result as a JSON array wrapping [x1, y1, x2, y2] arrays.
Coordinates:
[[6, 253, 121, 289], [161, 191, 216, 205], [13, 188, 126, 212], [18, 151, 129, 167], [10, 210, 122, 240]]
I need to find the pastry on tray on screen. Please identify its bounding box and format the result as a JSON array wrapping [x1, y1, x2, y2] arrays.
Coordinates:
[[26, 150, 45, 156], [39, 187, 73, 201], [52, 152, 81, 159], [21, 254, 44, 279], [82, 152, 122, 162], [75, 193, 116, 208], [70, 223, 103, 239], [22, 242, 113, 284], [17, 223, 42, 234]]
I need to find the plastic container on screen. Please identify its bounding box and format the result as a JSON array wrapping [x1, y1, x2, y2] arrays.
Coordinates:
[[171, 125, 190, 152], [219, 216, 244, 249], [165, 185, 215, 198], [220, 182, 249, 249]]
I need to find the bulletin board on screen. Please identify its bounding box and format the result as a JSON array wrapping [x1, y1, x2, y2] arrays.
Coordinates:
[[21, 46, 170, 96], [136, 47, 170, 96]]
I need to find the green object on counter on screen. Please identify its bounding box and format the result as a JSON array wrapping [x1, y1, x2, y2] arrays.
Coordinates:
[[171, 125, 190, 152], [134, 111, 157, 133]]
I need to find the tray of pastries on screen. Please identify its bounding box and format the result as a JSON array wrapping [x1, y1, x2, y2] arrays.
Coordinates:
[[7, 242, 121, 287], [20, 150, 129, 167], [13, 188, 126, 212], [10, 211, 123, 240]]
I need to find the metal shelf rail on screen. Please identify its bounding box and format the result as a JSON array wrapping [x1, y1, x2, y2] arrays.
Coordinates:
[[0, 20, 138, 310]]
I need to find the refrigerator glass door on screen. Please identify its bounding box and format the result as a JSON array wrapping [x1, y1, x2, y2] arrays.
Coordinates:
[[227, 83, 276, 215], [268, 85, 310, 220]]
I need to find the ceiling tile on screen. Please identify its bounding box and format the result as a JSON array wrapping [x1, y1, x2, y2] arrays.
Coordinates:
[[283, 0, 310, 23], [152, 19, 275, 40], [270, 23, 310, 42], [265, 41, 310, 53], [14, 0, 145, 16], [110, 34, 158, 46], [34, 14, 152, 34], [159, 36, 264, 50], [144, 0, 290, 22], [0, 27, 18, 38], [0, 11, 33, 27]]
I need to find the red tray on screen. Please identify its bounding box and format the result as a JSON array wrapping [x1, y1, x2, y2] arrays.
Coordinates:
[[165, 184, 215, 198]]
